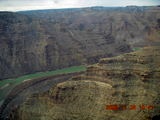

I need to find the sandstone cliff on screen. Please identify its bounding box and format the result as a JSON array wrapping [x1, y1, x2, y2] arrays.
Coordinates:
[[1, 46, 160, 120], [0, 6, 160, 79]]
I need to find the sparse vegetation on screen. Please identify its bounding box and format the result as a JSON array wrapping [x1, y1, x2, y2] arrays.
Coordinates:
[[132, 47, 141, 51], [0, 65, 86, 105]]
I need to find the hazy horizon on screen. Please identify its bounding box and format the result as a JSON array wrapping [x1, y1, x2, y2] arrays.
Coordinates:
[[0, 0, 159, 12]]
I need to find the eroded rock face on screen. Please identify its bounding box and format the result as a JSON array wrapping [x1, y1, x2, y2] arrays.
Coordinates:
[[4, 46, 160, 120], [0, 6, 160, 79]]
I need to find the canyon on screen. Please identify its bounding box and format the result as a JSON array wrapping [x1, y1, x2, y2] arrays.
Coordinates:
[[0, 6, 160, 120]]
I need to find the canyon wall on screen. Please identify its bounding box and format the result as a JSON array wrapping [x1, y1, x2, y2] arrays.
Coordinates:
[[0, 6, 160, 79]]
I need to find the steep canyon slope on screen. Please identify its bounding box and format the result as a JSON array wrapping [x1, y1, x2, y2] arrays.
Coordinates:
[[0, 6, 160, 79]]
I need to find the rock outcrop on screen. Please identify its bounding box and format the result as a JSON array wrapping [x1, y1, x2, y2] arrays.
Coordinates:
[[0, 6, 160, 79], [1, 46, 160, 120]]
